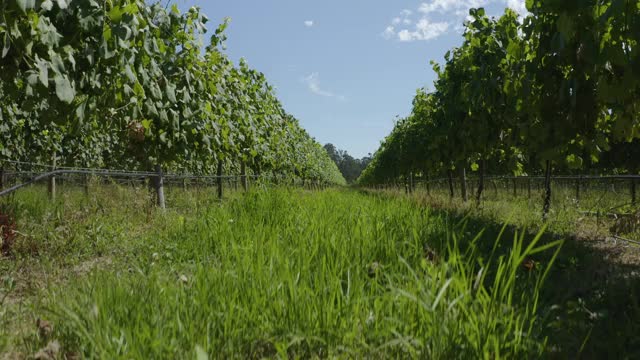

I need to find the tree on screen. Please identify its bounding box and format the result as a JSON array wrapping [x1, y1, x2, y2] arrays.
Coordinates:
[[323, 144, 370, 184]]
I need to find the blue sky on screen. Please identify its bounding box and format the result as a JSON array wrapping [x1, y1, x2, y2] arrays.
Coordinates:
[[175, 1, 527, 158]]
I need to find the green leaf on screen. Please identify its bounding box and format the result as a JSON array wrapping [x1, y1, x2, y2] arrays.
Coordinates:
[[109, 6, 124, 22], [16, 0, 36, 12], [54, 74, 75, 103], [133, 82, 145, 97], [2, 32, 10, 58], [76, 100, 87, 122], [103, 25, 112, 42], [150, 82, 163, 100], [566, 154, 584, 169], [166, 82, 177, 103], [159, 131, 168, 144], [41, 0, 53, 11], [125, 65, 136, 82], [36, 58, 49, 87], [50, 53, 65, 74]]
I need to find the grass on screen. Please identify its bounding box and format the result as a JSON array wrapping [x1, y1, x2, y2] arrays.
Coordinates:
[[396, 178, 639, 239], [366, 182, 640, 358], [0, 184, 563, 359]]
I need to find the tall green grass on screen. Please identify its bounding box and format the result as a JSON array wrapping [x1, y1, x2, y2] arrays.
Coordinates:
[[376, 180, 639, 239], [3, 188, 562, 358]]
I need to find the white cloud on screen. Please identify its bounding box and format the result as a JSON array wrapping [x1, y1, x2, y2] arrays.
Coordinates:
[[302, 73, 346, 101], [506, 0, 528, 17], [304, 20, 314, 27], [419, 0, 488, 15], [383, 0, 529, 42], [392, 16, 413, 26], [382, 26, 396, 39], [398, 20, 450, 42], [400, 9, 413, 17]]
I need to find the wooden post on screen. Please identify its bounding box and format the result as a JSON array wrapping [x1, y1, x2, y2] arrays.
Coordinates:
[[527, 178, 532, 199], [476, 159, 485, 205], [217, 160, 223, 200], [404, 175, 409, 195], [632, 178, 637, 205], [459, 167, 468, 203], [409, 173, 414, 194], [0, 166, 4, 189], [241, 162, 248, 192], [153, 164, 166, 209], [426, 175, 431, 196], [543, 161, 552, 220], [513, 178, 517, 198], [48, 153, 57, 201], [83, 173, 90, 196], [575, 177, 581, 202], [448, 170, 455, 199]]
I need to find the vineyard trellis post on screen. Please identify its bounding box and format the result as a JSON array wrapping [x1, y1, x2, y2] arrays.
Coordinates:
[[241, 162, 248, 192], [83, 173, 90, 196], [404, 175, 409, 194], [410, 172, 415, 194], [459, 167, 468, 203], [632, 178, 637, 205], [217, 160, 224, 200], [575, 177, 581, 202], [527, 178, 532, 199], [543, 161, 552, 220], [0, 167, 4, 189], [448, 170, 455, 199], [153, 165, 166, 209], [476, 159, 485, 206], [48, 154, 57, 201]]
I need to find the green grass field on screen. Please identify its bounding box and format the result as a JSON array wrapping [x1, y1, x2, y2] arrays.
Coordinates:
[[392, 178, 640, 240], [1, 185, 639, 358]]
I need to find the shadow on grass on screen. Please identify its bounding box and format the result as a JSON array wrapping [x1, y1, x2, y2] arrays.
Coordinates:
[[359, 189, 640, 359]]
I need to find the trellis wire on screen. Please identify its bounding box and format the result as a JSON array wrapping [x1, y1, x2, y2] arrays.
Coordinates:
[[0, 160, 327, 197]]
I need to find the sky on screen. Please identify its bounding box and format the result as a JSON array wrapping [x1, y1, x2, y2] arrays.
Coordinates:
[[175, 1, 528, 159]]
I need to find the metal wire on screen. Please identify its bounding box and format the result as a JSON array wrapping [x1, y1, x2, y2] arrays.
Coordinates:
[[0, 160, 307, 197]]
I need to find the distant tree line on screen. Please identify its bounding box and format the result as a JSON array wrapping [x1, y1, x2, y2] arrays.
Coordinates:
[[323, 144, 372, 184]]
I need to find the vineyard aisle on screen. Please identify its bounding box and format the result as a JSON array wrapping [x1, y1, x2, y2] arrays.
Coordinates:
[[2, 0, 640, 358], [0, 187, 637, 358]]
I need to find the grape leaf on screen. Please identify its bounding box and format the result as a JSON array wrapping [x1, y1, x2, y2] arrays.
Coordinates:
[[54, 74, 75, 103]]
